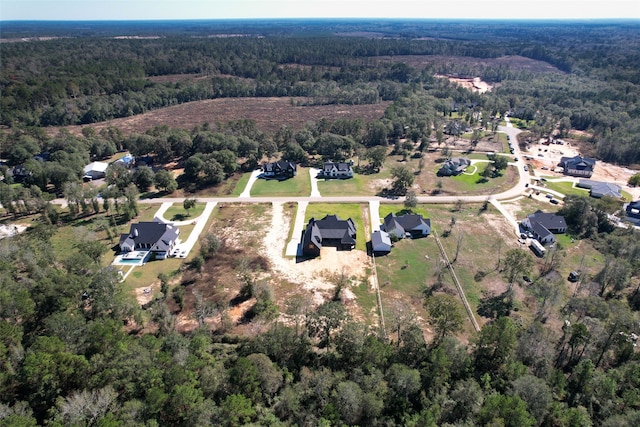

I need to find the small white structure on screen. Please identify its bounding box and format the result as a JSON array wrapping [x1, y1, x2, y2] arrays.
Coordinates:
[[371, 230, 392, 253], [83, 161, 109, 180]]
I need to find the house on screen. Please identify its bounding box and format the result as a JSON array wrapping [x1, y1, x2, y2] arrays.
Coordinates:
[[371, 230, 392, 254], [83, 161, 109, 180], [381, 212, 431, 239], [261, 160, 297, 179], [559, 155, 596, 178], [119, 221, 180, 259], [625, 200, 640, 219], [9, 165, 29, 182], [521, 210, 567, 245], [437, 157, 470, 176], [302, 214, 356, 257], [320, 161, 354, 179], [577, 179, 622, 198]]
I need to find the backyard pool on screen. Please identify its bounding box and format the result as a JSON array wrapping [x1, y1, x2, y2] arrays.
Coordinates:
[[113, 251, 150, 266]]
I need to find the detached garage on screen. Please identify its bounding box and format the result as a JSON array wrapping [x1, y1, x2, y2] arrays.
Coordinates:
[[83, 161, 109, 180], [371, 230, 392, 254]]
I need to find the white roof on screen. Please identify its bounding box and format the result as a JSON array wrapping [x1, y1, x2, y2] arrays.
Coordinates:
[[83, 162, 109, 173]]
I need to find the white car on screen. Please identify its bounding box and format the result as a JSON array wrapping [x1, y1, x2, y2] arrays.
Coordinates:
[[178, 249, 188, 258]]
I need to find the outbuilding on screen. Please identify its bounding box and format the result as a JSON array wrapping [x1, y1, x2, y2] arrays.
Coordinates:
[[371, 230, 392, 254]]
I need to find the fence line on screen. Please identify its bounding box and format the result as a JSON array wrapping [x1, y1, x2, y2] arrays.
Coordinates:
[[433, 230, 480, 333]]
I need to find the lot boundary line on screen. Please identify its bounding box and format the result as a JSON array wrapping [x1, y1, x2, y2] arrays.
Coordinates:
[[433, 230, 480, 333]]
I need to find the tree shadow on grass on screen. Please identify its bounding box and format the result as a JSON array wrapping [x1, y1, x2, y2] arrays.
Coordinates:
[[171, 213, 189, 221], [477, 289, 514, 319]]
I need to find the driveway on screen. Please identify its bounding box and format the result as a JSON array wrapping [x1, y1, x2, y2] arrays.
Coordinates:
[[240, 169, 262, 198], [174, 202, 217, 256], [369, 201, 381, 232], [309, 168, 321, 197], [285, 201, 308, 256]]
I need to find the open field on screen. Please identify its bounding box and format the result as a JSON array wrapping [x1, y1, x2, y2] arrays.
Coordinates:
[[250, 168, 311, 197], [45, 97, 391, 137]]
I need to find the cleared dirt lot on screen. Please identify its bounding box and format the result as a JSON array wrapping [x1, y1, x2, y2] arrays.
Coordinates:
[[46, 97, 391, 137]]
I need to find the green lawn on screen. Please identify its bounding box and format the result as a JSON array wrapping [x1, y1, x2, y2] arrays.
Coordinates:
[[304, 203, 367, 251], [231, 172, 252, 196], [250, 168, 311, 196], [542, 180, 588, 197], [163, 202, 206, 222], [316, 175, 371, 196]]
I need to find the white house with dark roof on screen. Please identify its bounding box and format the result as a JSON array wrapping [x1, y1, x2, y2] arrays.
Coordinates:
[[320, 161, 353, 178], [382, 212, 431, 239], [521, 210, 567, 245], [577, 179, 622, 198], [119, 220, 180, 259], [559, 155, 596, 178], [261, 160, 297, 179]]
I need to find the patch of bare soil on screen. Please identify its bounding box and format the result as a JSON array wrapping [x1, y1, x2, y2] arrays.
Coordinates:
[[45, 98, 391, 138], [265, 202, 372, 317], [435, 75, 493, 93], [135, 284, 157, 306], [524, 140, 639, 187]]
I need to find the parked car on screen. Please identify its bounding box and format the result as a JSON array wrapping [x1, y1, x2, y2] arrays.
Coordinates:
[[550, 199, 559, 204], [545, 194, 553, 199], [178, 249, 187, 258], [523, 276, 532, 283], [568, 271, 580, 282]]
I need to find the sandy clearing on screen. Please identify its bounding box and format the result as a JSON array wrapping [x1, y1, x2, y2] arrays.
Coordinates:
[[524, 140, 640, 198], [435, 75, 493, 93], [264, 202, 372, 307], [0, 223, 28, 239]]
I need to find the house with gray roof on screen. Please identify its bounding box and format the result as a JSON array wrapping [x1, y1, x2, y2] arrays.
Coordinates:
[[559, 155, 596, 178], [119, 220, 180, 259], [382, 212, 431, 239], [320, 161, 353, 179], [521, 210, 567, 245], [302, 214, 356, 257], [437, 157, 470, 176], [577, 179, 622, 198], [371, 230, 392, 254]]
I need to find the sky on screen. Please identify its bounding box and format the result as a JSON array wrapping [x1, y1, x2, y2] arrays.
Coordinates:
[[1, 0, 639, 21]]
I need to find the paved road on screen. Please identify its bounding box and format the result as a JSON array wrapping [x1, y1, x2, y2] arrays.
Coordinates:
[[55, 122, 530, 233]]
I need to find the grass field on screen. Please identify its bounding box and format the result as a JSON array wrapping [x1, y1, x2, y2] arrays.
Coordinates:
[[250, 168, 311, 197], [163, 202, 206, 221], [304, 203, 367, 251], [231, 172, 252, 196], [542, 180, 589, 197]]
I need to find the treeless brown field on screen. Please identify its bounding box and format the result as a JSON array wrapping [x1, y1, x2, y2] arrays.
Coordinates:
[[47, 97, 391, 137]]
